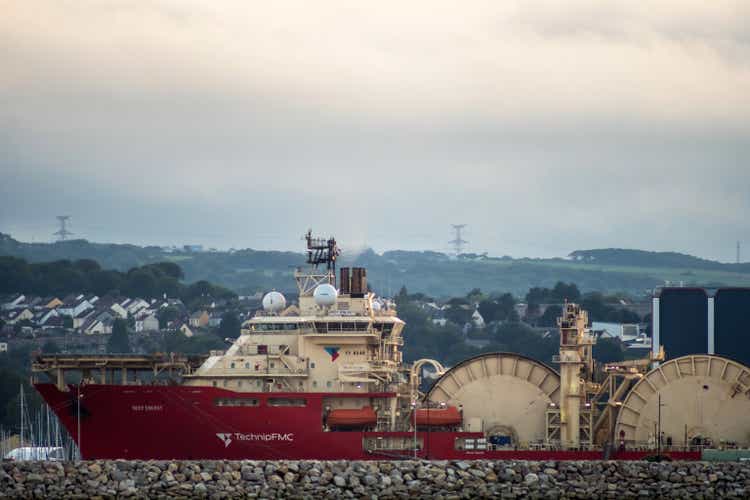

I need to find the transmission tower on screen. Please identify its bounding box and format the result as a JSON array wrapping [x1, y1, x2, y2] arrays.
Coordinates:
[[449, 224, 468, 255], [54, 216, 73, 241], [738, 241, 741, 264]]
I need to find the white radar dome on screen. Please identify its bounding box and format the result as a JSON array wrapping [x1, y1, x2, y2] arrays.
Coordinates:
[[262, 291, 286, 312], [313, 284, 338, 307]]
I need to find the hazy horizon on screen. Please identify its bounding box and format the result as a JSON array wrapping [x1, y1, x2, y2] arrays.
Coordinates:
[[2, 1, 748, 262]]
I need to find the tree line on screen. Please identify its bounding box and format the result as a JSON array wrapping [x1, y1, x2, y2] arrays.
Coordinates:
[[0, 256, 236, 304]]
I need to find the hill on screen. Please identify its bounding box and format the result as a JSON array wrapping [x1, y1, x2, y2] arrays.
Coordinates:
[[569, 248, 750, 272], [3, 233, 750, 298]]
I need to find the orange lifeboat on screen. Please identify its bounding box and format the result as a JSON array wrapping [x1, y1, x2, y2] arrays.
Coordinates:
[[415, 406, 462, 426], [327, 406, 377, 428]]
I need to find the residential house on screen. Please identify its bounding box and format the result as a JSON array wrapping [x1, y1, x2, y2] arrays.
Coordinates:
[[43, 297, 63, 309], [135, 314, 159, 333], [5, 308, 34, 325], [32, 309, 58, 328], [58, 295, 96, 318], [178, 323, 194, 338], [0, 342, 7, 352], [189, 310, 209, 328], [110, 302, 128, 319], [73, 309, 96, 329], [208, 314, 223, 328], [120, 298, 149, 317], [471, 308, 486, 329], [82, 310, 115, 335], [2, 294, 25, 310]]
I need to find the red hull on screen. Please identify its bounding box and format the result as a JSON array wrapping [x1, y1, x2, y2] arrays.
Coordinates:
[[35, 383, 700, 461]]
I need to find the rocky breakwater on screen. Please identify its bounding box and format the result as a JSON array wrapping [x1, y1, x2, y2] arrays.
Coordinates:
[[1, 460, 749, 499]]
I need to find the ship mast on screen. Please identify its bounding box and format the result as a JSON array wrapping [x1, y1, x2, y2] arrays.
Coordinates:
[[295, 230, 340, 296]]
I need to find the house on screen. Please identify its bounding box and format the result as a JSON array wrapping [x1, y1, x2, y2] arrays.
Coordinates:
[[208, 314, 223, 328], [513, 303, 529, 320], [5, 308, 34, 325], [135, 314, 159, 332], [2, 294, 25, 310], [471, 308, 485, 329], [33, 309, 58, 327], [189, 310, 209, 328], [81, 308, 115, 335], [0, 342, 7, 353], [178, 323, 194, 338], [58, 295, 96, 318], [110, 302, 128, 319], [120, 298, 149, 317], [44, 297, 63, 309], [73, 309, 95, 329]]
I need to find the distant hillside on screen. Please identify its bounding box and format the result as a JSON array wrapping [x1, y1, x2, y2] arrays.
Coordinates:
[[569, 248, 750, 272], [2, 233, 750, 297]]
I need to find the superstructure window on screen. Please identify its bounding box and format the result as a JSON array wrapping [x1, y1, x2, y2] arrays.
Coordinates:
[[215, 398, 259, 407], [268, 398, 307, 407], [253, 323, 299, 332], [372, 322, 394, 336]]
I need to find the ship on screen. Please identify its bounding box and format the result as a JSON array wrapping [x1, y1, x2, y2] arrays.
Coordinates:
[[32, 232, 750, 460]]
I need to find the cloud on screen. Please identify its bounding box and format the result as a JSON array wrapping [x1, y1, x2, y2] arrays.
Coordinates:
[[0, 1, 748, 260]]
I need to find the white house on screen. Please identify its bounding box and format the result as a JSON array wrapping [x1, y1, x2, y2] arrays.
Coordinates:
[[179, 323, 194, 338], [0, 342, 7, 353], [110, 302, 128, 319], [471, 308, 485, 329], [135, 315, 159, 332], [2, 294, 25, 310], [58, 296, 95, 318], [6, 308, 34, 325]]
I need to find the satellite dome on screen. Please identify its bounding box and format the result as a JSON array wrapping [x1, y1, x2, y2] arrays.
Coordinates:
[[262, 291, 286, 312], [313, 284, 338, 307]]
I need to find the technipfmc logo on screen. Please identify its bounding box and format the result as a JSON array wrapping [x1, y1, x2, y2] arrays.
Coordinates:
[[216, 433, 232, 448], [216, 432, 294, 447]]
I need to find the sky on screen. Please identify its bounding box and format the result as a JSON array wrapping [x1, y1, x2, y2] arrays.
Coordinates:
[[1, 1, 748, 260]]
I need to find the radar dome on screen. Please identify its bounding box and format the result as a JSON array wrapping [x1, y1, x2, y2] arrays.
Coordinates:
[[313, 283, 338, 307], [262, 291, 286, 312]]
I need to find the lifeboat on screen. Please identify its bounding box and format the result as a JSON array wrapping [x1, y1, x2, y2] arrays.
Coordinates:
[[415, 406, 462, 426], [327, 406, 377, 428]]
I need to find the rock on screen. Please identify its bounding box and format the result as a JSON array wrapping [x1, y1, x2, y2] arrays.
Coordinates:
[[525, 473, 539, 485], [334, 475, 347, 487], [26, 473, 44, 483], [455, 461, 471, 471]]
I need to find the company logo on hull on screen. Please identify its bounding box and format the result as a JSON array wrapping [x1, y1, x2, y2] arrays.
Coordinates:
[[325, 346, 340, 362], [216, 433, 232, 447], [216, 432, 294, 447]]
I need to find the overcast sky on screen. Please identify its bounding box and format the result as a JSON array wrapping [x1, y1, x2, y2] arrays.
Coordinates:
[[1, 1, 748, 260]]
